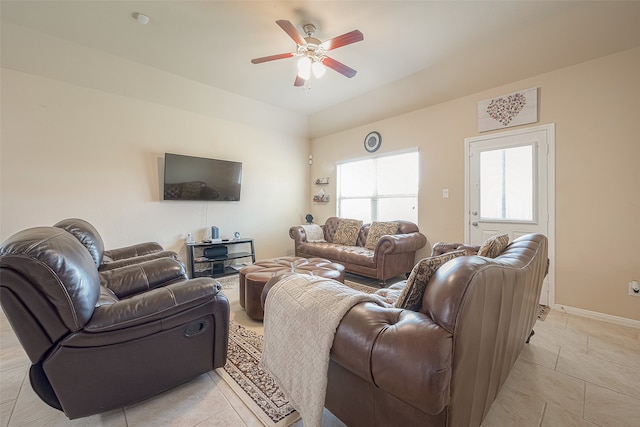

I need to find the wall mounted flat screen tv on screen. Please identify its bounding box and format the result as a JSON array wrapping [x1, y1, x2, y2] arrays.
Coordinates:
[[163, 153, 242, 201]]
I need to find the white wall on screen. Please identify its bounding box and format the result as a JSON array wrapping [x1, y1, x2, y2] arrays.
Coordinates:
[[0, 68, 310, 262], [310, 47, 640, 322]]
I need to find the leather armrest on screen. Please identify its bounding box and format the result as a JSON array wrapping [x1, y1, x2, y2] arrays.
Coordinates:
[[289, 226, 307, 244], [458, 244, 480, 256], [99, 250, 178, 271], [103, 242, 164, 260], [375, 232, 427, 255], [332, 302, 453, 415], [99, 258, 188, 298], [85, 278, 222, 332], [431, 242, 480, 256]]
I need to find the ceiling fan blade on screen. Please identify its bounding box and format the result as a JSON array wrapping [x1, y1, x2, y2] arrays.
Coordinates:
[[294, 75, 306, 87], [322, 57, 357, 78], [321, 30, 364, 51], [276, 20, 306, 45], [251, 52, 294, 64]]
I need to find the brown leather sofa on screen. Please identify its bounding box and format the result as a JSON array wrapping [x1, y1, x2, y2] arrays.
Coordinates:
[[290, 217, 427, 284], [323, 233, 548, 426], [0, 226, 230, 419], [54, 218, 178, 271]]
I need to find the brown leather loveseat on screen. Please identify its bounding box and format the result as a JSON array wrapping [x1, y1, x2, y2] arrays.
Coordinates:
[[325, 233, 549, 426], [0, 226, 229, 419], [290, 217, 427, 284]]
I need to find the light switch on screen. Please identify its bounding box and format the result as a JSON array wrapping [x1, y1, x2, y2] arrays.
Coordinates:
[[442, 189, 449, 198]]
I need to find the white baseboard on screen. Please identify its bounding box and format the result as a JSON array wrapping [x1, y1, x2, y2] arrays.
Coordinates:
[[553, 304, 640, 330]]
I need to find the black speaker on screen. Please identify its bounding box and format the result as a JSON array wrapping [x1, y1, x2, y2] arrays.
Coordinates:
[[211, 263, 225, 274], [203, 246, 228, 258]]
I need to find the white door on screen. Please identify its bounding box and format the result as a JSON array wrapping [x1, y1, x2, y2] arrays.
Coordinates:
[[465, 124, 555, 306]]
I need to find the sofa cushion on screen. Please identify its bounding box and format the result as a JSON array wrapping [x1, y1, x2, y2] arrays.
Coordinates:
[[364, 221, 399, 250], [478, 234, 509, 258], [333, 219, 363, 246], [395, 250, 466, 311], [297, 242, 376, 267]]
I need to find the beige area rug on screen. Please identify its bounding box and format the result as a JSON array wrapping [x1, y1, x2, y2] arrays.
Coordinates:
[[214, 274, 376, 426], [217, 320, 300, 426]]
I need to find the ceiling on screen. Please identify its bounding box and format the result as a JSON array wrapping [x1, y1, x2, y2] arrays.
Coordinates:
[[2, 1, 640, 137]]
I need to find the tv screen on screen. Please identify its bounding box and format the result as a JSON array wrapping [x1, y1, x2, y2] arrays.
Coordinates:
[[163, 153, 242, 201]]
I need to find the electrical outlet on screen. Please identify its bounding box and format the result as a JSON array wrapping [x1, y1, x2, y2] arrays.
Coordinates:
[[629, 280, 640, 297]]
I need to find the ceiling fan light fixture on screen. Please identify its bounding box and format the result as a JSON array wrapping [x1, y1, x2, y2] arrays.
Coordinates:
[[312, 60, 326, 78], [297, 57, 312, 80], [252, 20, 363, 86]]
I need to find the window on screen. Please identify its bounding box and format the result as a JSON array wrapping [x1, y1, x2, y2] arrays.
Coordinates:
[[336, 150, 419, 223], [479, 144, 534, 221]]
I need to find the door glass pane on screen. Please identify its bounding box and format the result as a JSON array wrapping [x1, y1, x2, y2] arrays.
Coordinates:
[[480, 145, 533, 221]]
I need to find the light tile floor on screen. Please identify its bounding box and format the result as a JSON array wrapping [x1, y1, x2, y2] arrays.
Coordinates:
[[1, 273, 639, 426]]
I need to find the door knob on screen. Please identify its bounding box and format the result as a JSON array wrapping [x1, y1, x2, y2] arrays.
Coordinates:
[[472, 221, 479, 227], [472, 211, 478, 216]]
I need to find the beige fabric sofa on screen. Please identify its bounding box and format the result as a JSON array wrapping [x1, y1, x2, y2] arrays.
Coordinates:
[[289, 217, 427, 284]]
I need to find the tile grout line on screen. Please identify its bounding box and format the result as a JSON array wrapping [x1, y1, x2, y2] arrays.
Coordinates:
[[537, 402, 546, 427], [582, 380, 587, 421], [8, 367, 28, 427], [213, 376, 252, 427]]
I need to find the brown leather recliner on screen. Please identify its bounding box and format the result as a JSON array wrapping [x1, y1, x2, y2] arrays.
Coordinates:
[[0, 226, 230, 419], [54, 218, 178, 271]]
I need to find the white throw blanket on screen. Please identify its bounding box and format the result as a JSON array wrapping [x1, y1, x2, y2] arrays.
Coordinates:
[[300, 224, 326, 242], [260, 274, 384, 427]]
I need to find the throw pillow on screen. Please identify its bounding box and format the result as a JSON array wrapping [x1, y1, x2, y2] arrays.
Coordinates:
[[301, 224, 326, 242], [477, 234, 509, 258], [332, 218, 363, 246], [394, 250, 466, 311], [364, 221, 399, 250]]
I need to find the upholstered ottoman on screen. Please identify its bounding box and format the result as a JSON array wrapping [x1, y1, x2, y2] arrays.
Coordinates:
[[239, 256, 345, 321]]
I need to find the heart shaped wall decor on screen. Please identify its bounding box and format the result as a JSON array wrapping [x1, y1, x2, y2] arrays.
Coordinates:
[[486, 93, 527, 126]]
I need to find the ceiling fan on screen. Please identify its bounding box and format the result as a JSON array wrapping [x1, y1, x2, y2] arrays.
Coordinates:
[[251, 20, 364, 87]]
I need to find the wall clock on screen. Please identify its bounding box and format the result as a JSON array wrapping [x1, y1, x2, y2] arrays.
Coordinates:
[[364, 131, 382, 153]]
